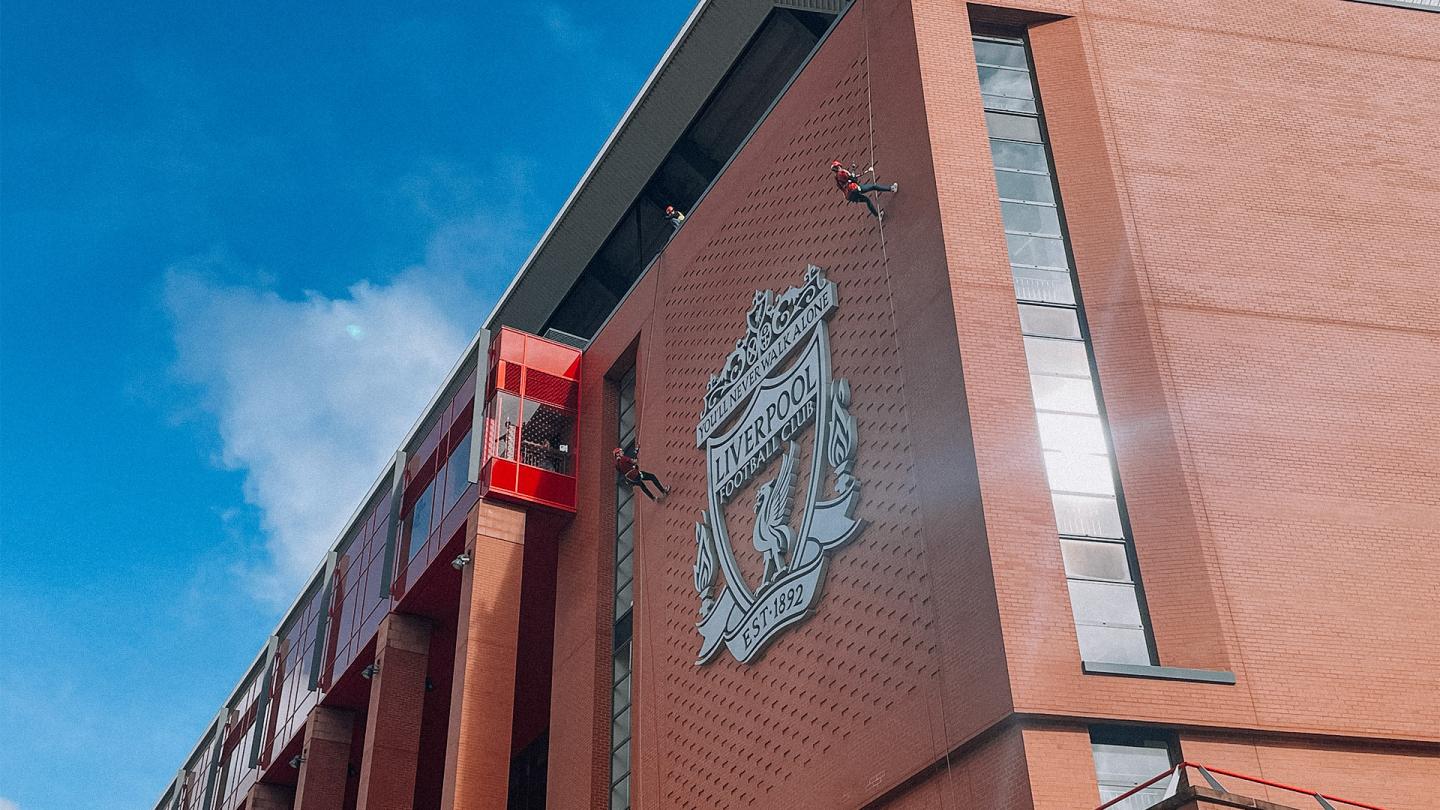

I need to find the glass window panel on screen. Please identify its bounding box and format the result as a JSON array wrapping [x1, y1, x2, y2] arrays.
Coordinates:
[[520, 401, 574, 474], [1097, 784, 1168, 810], [1037, 412, 1109, 454], [989, 140, 1048, 173], [973, 39, 1028, 68], [1061, 538, 1132, 582], [612, 649, 631, 683], [616, 549, 634, 590], [442, 431, 472, 517], [1000, 201, 1061, 236], [1051, 493, 1124, 538], [1068, 580, 1144, 626], [1076, 624, 1152, 665], [982, 93, 1037, 113], [610, 745, 630, 786], [1023, 337, 1091, 378], [1043, 449, 1115, 495], [1006, 233, 1069, 269], [1092, 742, 1172, 786], [612, 675, 631, 715], [1018, 305, 1082, 339], [1093, 740, 1173, 808], [1031, 374, 1099, 415], [984, 112, 1042, 143], [1012, 267, 1075, 305], [609, 774, 630, 810], [995, 169, 1056, 203], [407, 480, 435, 560], [611, 706, 631, 747], [490, 392, 520, 461], [615, 581, 633, 615]]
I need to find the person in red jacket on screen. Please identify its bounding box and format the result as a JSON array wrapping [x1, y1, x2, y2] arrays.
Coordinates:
[[831, 159, 898, 218], [614, 446, 670, 501]]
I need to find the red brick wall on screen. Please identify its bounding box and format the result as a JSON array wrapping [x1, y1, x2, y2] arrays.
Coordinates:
[[544, 0, 1440, 808], [551, 5, 1016, 807], [993, 0, 1440, 740]]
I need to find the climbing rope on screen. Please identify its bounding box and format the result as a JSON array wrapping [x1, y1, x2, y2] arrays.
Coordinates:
[[858, 0, 958, 795]]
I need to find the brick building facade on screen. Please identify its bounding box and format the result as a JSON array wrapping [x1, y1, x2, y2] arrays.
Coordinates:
[[153, 2, 1439, 809]]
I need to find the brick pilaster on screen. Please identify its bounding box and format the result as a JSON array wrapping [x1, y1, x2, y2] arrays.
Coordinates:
[[294, 706, 354, 810], [440, 501, 528, 810], [356, 612, 433, 810], [246, 782, 295, 810]]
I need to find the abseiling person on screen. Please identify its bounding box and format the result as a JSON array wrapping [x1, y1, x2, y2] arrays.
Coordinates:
[[614, 446, 671, 502], [830, 159, 897, 219]]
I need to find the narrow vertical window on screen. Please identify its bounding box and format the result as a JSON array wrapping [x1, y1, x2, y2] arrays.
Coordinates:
[[1090, 727, 1178, 809], [609, 367, 637, 810], [974, 34, 1156, 666]]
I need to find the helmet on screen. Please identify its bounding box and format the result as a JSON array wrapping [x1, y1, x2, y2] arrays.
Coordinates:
[[613, 447, 624, 455], [830, 160, 843, 170], [665, 205, 675, 214]]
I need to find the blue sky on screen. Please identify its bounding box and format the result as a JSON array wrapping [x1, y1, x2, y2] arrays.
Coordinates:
[[0, 2, 694, 807]]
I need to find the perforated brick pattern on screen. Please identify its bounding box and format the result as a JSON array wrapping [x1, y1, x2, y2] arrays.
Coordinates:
[[623, 13, 955, 809]]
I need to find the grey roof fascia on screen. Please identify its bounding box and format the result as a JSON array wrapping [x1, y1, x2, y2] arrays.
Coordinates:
[[482, 0, 785, 334]]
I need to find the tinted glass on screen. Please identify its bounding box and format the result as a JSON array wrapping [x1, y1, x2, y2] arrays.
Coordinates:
[[1024, 337, 1091, 378], [1000, 201, 1061, 236], [1061, 538, 1132, 582], [1076, 624, 1152, 666], [1069, 579, 1144, 626], [995, 169, 1056, 203], [1037, 412, 1109, 455], [610, 775, 630, 810], [1019, 305, 1082, 339], [1012, 267, 1075, 305], [615, 580, 633, 617], [988, 139, 1048, 173], [520, 401, 575, 473], [1092, 740, 1173, 809], [1051, 493, 1124, 538], [442, 431, 472, 516], [612, 705, 631, 747], [407, 480, 435, 559], [1007, 234, 1069, 269], [491, 392, 520, 460], [1043, 449, 1115, 495], [1031, 373, 1098, 415], [984, 111, 1042, 143], [973, 39, 1027, 68]]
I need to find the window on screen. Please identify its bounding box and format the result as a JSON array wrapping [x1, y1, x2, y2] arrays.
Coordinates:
[[442, 431, 473, 516], [609, 366, 638, 809], [1090, 728, 1178, 810], [405, 478, 436, 561], [974, 34, 1156, 667]]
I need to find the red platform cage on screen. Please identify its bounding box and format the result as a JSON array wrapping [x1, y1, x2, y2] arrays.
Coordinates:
[[479, 327, 581, 512]]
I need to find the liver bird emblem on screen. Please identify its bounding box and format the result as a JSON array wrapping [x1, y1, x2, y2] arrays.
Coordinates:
[[752, 441, 799, 586]]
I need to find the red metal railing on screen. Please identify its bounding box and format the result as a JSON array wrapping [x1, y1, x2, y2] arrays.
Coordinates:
[[1095, 761, 1389, 810]]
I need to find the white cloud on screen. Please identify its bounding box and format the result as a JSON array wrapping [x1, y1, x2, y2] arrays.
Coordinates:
[[165, 209, 525, 601], [0, 796, 20, 810]]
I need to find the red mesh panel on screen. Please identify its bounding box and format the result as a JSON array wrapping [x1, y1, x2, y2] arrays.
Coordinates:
[[500, 362, 522, 393], [523, 368, 579, 409]]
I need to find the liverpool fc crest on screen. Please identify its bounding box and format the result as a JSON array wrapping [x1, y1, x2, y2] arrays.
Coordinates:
[[692, 265, 865, 665]]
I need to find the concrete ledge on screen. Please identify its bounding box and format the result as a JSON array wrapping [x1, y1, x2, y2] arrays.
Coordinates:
[[1082, 661, 1237, 684]]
